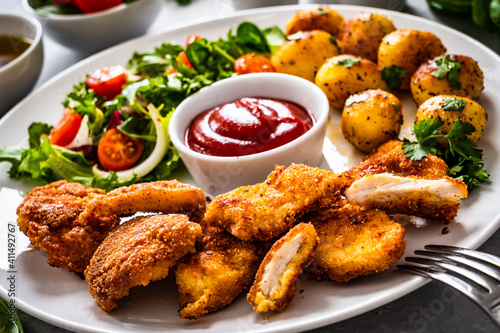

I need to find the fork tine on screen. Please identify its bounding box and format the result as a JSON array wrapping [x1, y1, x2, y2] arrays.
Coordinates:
[[425, 245, 500, 269], [405, 256, 497, 293], [415, 250, 500, 283]]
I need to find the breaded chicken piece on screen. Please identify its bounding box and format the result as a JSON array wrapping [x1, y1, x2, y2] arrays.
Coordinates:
[[80, 180, 206, 225], [247, 223, 318, 313], [16, 180, 117, 274], [340, 140, 449, 192], [85, 214, 202, 311], [205, 164, 344, 242], [305, 203, 406, 282], [345, 173, 468, 222], [175, 228, 259, 319]]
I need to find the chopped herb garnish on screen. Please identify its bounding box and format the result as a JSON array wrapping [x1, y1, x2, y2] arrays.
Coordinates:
[[334, 57, 360, 68], [329, 36, 342, 54], [402, 117, 488, 190], [392, 102, 400, 112], [381, 65, 405, 90], [345, 93, 368, 106], [432, 54, 462, 90], [441, 97, 467, 112], [317, 7, 327, 15]]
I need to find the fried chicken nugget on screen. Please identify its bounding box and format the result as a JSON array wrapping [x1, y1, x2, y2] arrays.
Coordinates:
[[175, 228, 259, 319], [80, 180, 206, 224], [247, 223, 318, 313], [305, 203, 406, 282], [205, 164, 344, 242], [16, 180, 117, 274], [84, 214, 202, 311]]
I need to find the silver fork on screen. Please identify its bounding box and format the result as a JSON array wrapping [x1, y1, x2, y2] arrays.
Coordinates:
[[397, 244, 500, 329]]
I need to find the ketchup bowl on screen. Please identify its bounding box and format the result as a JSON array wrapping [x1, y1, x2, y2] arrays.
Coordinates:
[[169, 73, 329, 195]]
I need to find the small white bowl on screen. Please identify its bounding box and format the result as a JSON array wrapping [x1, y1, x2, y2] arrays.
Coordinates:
[[0, 13, 43, 116], [169, 73, 329, 196], [22, 0, 163, 54]]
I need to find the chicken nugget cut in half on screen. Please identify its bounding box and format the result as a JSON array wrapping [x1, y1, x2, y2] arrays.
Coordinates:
[[80, 180, 206, 224], [16, 180, 117, 274], [84, 214, 202, 311], [345, 173, 468, 222], [305, 203, 405, 282], [205, 164, 344, 242], [247, 223, 318, 313], [175, 228, 259, 319]]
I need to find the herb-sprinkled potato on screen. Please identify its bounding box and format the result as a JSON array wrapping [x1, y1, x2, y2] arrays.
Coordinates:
[[341, 12, 396, 63], [411, 54, 484, 106], [315, 55, 389, 110], [271, 30, 341, 82], [341, 89, 403, 152], [378, 29, 446, 90], [285, 6, 345, 39], [415, 95, 487, 143]]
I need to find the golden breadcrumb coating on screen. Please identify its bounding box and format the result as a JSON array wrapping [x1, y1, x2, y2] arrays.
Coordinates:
[[84, 214, 202, 311], [247, 222, 318, 313], [175, 228, 259, 319], [205, 164, 344, 242], [16, 180, 116, 274], [305, 203, 406, 282]]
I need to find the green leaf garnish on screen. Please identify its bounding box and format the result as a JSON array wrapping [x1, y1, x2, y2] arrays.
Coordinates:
[[334, 57, 360, 68], [345, 93, 368, 106], [441, 97, 467, 112], [432, 54, 462, 90], [329, 36, 342, 54], [381, 65, 405, 90]]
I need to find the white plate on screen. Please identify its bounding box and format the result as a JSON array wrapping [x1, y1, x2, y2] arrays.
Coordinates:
[[1, 5, 500, 333]]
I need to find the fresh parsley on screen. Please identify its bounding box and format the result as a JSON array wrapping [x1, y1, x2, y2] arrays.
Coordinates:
[[329, 36, 342, 54], [381, 65, 405, 90], [334, 57, 360, 68], [345, 93, 368, 106], [441, 96, 467, 112], [432, 54, 462, 90], [402, 117, 489, 190]]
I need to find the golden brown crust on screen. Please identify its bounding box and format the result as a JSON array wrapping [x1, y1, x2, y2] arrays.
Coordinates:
[[205, 164, 344, 242], [285, 6, 345, 38], [175, 228, 259, 319], [16, 180, 115, 274], [305, 204, 406, 282], [247, 223, 318, 313], [84, 214, 202, 311]]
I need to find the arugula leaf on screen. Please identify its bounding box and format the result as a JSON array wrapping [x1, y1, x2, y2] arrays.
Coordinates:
[[441, 96, 467, 112], [334, 57, 360, 68], [263, 26, 287, 55], [381, 65, 405, 90], [402, 117, 488, 190], [345, 93, 368, 106], [432, 54, 462, 90], [236, 22, 270, 54], [0, 298, 24, 333]]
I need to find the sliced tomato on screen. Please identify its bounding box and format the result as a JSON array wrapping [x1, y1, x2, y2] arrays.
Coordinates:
[[185, 34, 202, 47], [97, 128, 144, 171], [49, 110, 83, 147], [86, 65, 127, 100], [75, 0, 123, 13], [234, 53, 276, 75]]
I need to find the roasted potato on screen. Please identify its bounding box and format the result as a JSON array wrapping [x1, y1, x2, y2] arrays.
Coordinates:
[[341, 12, 396, 63], [315, 54, 389, 109], [285, 6, 345, 39], [411, 54, 484, 106], [271, 30, 341, 82], [378, 29, 446, 90], [341, 89, 403, 152], [415, 95, 487, 143]]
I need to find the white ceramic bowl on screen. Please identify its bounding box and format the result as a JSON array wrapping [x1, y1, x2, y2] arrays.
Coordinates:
[[22, 0, 163, 54], [169, 73, 329, 196], [0, 13, 43, 116]]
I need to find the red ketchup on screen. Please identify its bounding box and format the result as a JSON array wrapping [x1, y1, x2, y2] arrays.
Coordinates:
[[186, 97, 314, 157]]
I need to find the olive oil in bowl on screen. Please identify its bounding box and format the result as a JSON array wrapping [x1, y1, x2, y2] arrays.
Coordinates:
[[0, 35, 32, 69]]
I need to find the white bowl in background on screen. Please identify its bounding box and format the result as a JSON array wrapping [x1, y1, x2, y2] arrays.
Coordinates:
[[169, 73, 330, 196], [22, 0, 163, 54], [0, 13, 43, 116]]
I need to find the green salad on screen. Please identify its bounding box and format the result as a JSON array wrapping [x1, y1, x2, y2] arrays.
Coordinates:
[[0, 22, 286, 191]]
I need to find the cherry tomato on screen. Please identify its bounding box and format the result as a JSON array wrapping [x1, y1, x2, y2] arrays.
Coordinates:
[[86, 65, 127, 100], [75, 0, 123, 13], [234, 54, 276, 75], [167, 51, 194, 75], [54, 0, 77, 6], [97, 128, 144, 171], [185, 34, 202, 47], [49, 110, 83, 147]]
